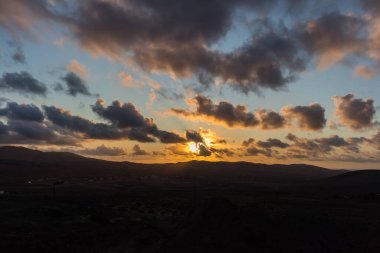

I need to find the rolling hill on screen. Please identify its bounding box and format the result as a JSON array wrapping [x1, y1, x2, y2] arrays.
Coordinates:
[[0, 146, 346, 184]]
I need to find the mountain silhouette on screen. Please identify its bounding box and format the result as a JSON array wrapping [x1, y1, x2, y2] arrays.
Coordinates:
[[0, 146, 345, 184]]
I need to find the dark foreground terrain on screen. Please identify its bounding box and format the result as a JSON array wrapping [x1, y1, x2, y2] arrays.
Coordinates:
[[1, 146, 380, 253]]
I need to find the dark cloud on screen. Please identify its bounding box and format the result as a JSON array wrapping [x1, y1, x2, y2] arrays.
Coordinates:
[[296, 11, 366, 67], [7, 120, 55, 140], [57, 72, 91, 96], [57, 3, 373, 93], [282, 132, 380, 162], [1, 2, 378, 94], [246, 147, 272, 157], [43, 104, 156, 142], [241, 137, 287, 157], [197, 144, 212, 157], [155, 87, 184, 101], [256, 138, 290, 149], [47, 0, 309, 93], [256, 109, 286, 129], [92, 99, 147, 128], [92, 99, 186, 143], [314, 135, 350, 152], [132, 144, 149, 156], [171, 95, 259, 127], [239, 133, 370, 161], [333, 94, 376, 129], [0, 119, 78, 146], [186, 130, 204, 143], [173, 95, 325, 130], [210, 147, 234, 157], [124, 128, 155, 143], [0, 121, 8, 134], [0, 102, 44, 122], [286, 133, 351, 154], [361, 0, 380, 15], [242, 138, 255, 147], [12, 46, 26, 64], [43, 105, 125, 140], [150, 128, 186, 144], [79, 145, 126, 156], [283, 104, 326, 130], [0, 72, 47, 96]]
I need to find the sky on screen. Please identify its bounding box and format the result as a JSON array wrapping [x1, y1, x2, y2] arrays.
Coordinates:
[[0, 0, 379, 169]]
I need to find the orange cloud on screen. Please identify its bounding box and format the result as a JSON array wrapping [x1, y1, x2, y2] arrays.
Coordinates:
[[66, 59, 88, 77], [354, 65, 377, 79]]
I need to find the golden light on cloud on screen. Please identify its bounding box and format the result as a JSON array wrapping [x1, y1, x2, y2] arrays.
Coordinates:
[[188, 142, 199, 153], [186, 129, 219, 156], [66, 59, 88, 77]]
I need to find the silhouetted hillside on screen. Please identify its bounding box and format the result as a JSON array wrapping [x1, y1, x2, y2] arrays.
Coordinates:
[[0, 146, 345, 184], [301, 170, 380, 194]]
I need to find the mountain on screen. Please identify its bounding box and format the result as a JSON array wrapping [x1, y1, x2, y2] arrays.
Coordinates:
[[0, 146, 345, 184]]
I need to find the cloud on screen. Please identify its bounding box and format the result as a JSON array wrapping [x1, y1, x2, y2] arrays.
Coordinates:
[[151, 129, 187, 144], [245, 147, 272, 157], [92, 99, 148, 128], [242, 138, 255, 147], [282, 104, 326, 130], [297, 11, 366, 69], [172, 95, 324, 130], [0, 102, 44, 122], [256, 109, 286, 129], [0, 72, 47, 96], [118, 71, 136, 87], [153, 87, 184, 101], [12, 46, 26, 64], [30, 0, 309, 93], [333, 94, 376, 129], [171, 95, 259, 127], [197, 144, 212, 157], [238, 133, 375, 161], [1, 1, 379, 94], [0, 121, 8, 134], [92, 99, 186, 143], [7, 120, 56, 141], [131, 144, 149, 156], [43, 105, 125, 140], [282, 132, 380, 162], [56, 72, 92, 96], [354, 65, 377, 79], [256, 138, 290, 149], [66, 59, 88, 77], [186, 130, 204, 143], [51, 4, 375, 93], [0, 119, 79, 146], [0, 1, 55, 36], [286, 133, 352, 154], [166, 144, 189, 156], [79, 144, 126, 156], [241, 137, 287, 157], [368, 131, 380, 150]]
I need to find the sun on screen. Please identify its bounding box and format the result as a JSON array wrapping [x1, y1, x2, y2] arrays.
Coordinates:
[[188, 142, 199, 153]]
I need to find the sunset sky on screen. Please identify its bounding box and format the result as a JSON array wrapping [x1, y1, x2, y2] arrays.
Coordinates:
[[0, 0, 379, 169]]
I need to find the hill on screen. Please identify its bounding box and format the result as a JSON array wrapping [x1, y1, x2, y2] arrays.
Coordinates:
[[300, 170, 380, 194], [0, 146, 345, 184]]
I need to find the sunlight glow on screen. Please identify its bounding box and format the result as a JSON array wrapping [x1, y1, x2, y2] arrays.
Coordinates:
[[188, 142, 199, 153]]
